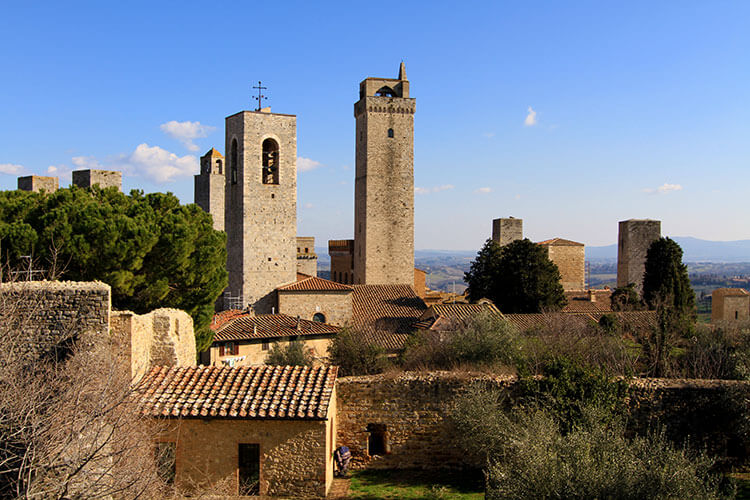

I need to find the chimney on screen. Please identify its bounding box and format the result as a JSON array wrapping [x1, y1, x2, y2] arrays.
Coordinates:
[[296, 315, 301, 331]]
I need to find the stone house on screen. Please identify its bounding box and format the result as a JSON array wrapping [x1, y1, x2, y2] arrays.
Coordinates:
[[205, 313, 339, 367], [712, 288, 750, 323], [138, 365, 338, 498], [276, 273, 353, 327], [538, 237, 586, 291]]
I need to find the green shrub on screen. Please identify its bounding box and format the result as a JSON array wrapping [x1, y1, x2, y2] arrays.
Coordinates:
[[401, 311, 519, 371], [327, 328, 389, 376], [264, 341, 313, 366]]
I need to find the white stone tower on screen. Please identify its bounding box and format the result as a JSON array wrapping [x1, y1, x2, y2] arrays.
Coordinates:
[[353, 62, 415, 285], [224, 109, 297, 312]]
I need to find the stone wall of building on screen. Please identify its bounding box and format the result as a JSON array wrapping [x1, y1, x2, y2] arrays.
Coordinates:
[[711, 288, 750, 323], [0, 280, 110, 358], [277, 290, 352, 327], [210, 334, 335, 367], [17, 175, 59, 193], [617, 219, 661, 293], [225, 111, 297, 313], [353, 68, 415, 286], [329, 239, 354, 284], [72, 169, 122, 191], [492, 217, 523, 247], [154, 392, 336, 498], [543, 243, 585, 291], [111, 308, 196, 381], [337, 372, 750, 470]]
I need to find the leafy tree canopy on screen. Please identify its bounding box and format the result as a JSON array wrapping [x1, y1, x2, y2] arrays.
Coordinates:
[[464, 238, 566, 313], [610, 283, 646, 312], [0, 186, 227, 351]]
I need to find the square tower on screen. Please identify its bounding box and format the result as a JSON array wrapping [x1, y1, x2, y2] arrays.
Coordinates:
[[72, 169, 122, 191], [224, 110, 297, 313], [18, 175, 58, 193], [617, 219, 661, 293], [194, 148, 225, 231], [353, 63, 415, 285], [492, 217, 523, 247]]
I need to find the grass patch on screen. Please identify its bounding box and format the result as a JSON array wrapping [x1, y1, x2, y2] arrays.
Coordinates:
[[347, 468, 484, 500]]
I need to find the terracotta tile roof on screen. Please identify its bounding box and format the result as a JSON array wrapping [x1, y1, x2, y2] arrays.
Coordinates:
[[359, 329, 411, 351], [562, 290, 613, 313], [277, 273, 353, 292], [413, 303, 502, 330], [537, 237, 584, 246], [211, 309, 250, 331], [214, 314, 339, 342], [713, 288, 750, 297], [351, 284, 427, 335], [502, 311, 657, 332], [204, 147, 224, 158], [137, 365, 337, 420]]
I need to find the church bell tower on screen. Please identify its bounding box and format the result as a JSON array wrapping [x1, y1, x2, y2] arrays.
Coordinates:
[[353, 62, 415, 285]]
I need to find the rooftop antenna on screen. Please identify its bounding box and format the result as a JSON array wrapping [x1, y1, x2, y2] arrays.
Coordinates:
[[252, 81, 267, 111]]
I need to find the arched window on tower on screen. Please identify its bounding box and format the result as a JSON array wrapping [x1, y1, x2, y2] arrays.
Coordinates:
[[230, 139, 238, 185], [387, 128, 394, 138], [375, 86, 396, 97], [216, 159, 223, 175], [262, 138, 279, 184]]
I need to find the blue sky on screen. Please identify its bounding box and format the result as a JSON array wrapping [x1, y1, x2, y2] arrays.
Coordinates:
[[1, 1, 747, 249]]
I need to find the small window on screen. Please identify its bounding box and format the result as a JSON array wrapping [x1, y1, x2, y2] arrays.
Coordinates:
[[313, 313, 326, 323], [155, 442, 176, 484], [736, 311, 739, 320], [387, 128, 394, 138], [216, 159, 223, 174], [305, 247, 309, 253], [366, 423, 388, 456], [262, 340, 269, 351], [230, 139, 238, 185], [223, 342, 237, 356]]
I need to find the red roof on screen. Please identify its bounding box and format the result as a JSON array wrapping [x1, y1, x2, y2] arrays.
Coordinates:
[[413, 303, 502, 331], [210, 309, 250, 331], [277, 273, 353, 292], [214, 314, 339, 342], [137, 365, 337, 420]]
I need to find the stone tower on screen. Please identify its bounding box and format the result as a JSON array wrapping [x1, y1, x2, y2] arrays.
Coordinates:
[[224, 109, 297, 312], [194, 148, 225, 231], [353, 62, 415, 285], [18, 175, 58, 193], [72, 169, 122, 191], [617, 219, 661, 293], [492, 217, 523, 247]]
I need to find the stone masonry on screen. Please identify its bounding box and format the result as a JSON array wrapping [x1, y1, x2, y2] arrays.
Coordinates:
[[297, 236, 318, 277], [539, 238, 586, 291], [17, 175, 59, 193], [72, 169, 122, 191], [617, 219, 661, 293], [277, 289, 353, 327], [492, 217, 523, 246], [353, 63, 415, 285], [194, 148, 225, 231], [110, 308, 197, 381], [225, 110, 297, 312], [711, 288, 750, 323]]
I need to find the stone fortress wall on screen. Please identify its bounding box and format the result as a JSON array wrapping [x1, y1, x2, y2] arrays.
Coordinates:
[[336, 372, 749, 470]]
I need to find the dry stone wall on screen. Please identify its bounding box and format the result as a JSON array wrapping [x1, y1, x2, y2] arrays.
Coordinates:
[[337, 372, 750, 470]]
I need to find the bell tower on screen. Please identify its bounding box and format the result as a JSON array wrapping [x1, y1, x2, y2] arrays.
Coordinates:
[[224, 108, 297, 312], [353, 62, 415, 285]]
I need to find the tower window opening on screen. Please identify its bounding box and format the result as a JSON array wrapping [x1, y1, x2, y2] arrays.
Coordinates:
[[313, 313, 326, 323], [262, 138, 280, 184], [375, 86, 396, 97], [387, 128, 394, 138], [216, 159, 223, 174], [230, 139, 238, 185]]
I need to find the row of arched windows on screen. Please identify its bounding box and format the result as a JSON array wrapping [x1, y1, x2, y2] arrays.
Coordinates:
[[333, 271, 353, 284], [229, 138, 280, 185]]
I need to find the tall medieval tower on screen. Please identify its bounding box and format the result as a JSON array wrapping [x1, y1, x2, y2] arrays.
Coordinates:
[[224, 109, 297, 312], [194, 148, 225, 231], [353, 63, 415, 285]]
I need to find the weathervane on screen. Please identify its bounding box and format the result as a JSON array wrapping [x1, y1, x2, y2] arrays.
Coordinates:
[[252, 81, 267, 111]]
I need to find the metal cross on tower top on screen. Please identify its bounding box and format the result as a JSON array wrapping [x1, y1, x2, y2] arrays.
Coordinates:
[[252, 81, 267, 111]]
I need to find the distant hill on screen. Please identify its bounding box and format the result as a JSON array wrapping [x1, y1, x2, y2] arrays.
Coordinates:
[[586, 237, 750, 263]]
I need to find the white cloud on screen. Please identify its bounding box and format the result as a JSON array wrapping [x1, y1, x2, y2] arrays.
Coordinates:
[[298, 157, 321, 172], [159, 120, 216, 152], [303, 202, 314, 209], [524, 106, 538, 127], [0, 163, 26, 175], [414, 184, 454, 195], [643, 183, 683, 195], [116, 143, 198, 182], [71, 156, 101, 169], [475, 187, 492, 194]]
